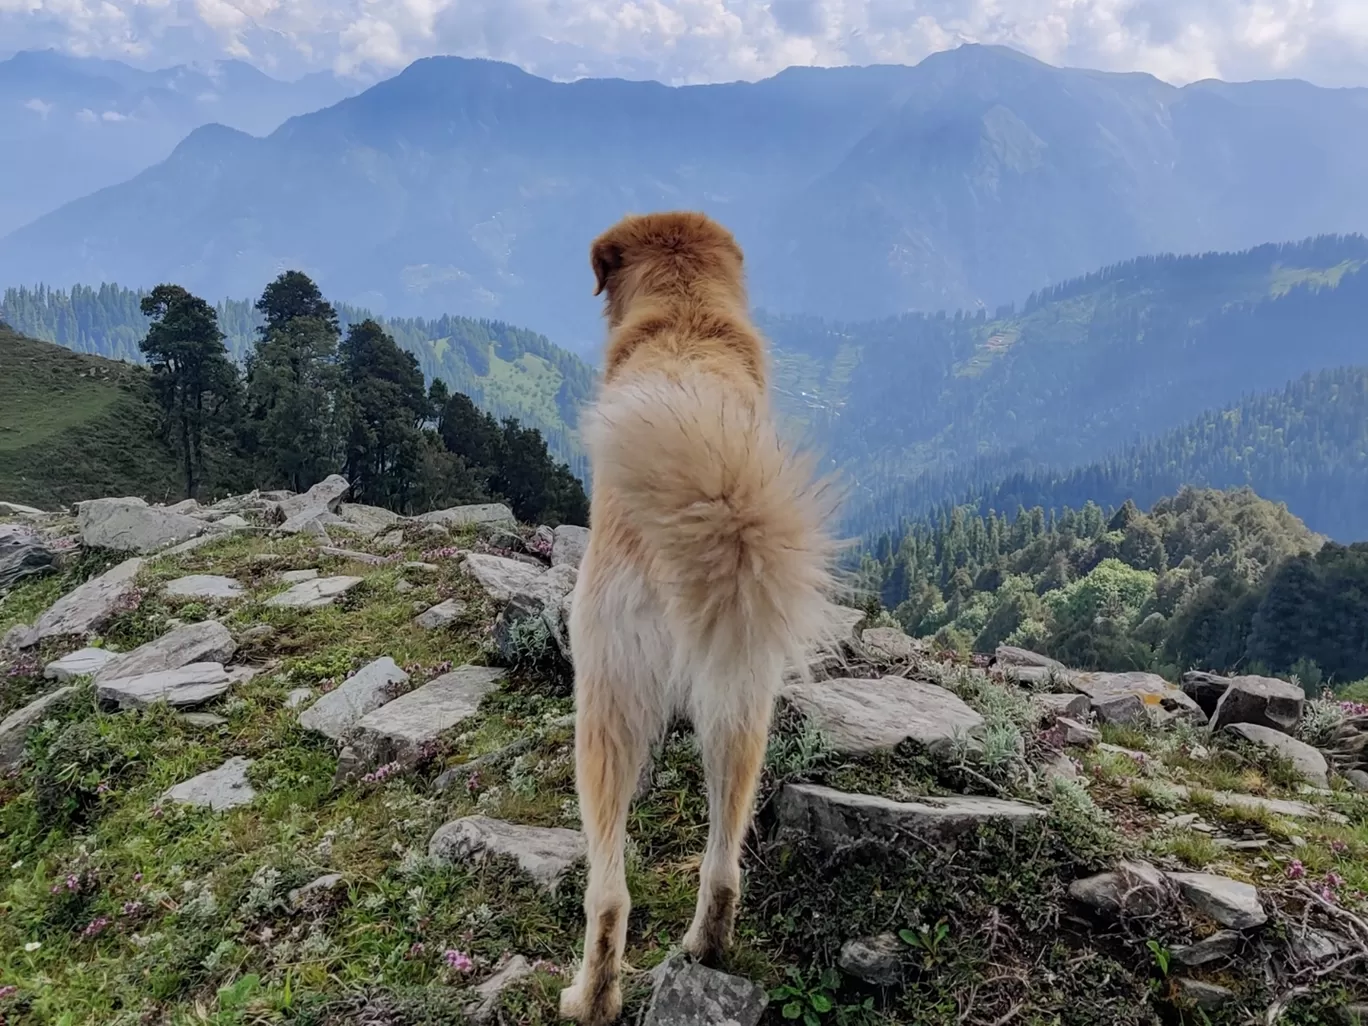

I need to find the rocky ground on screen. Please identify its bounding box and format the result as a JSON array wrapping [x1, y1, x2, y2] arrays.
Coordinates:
[[1, 483, 1366, 1025]]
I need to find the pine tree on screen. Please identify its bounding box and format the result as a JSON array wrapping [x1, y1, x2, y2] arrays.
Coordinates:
[[339, 319, 428, 509]]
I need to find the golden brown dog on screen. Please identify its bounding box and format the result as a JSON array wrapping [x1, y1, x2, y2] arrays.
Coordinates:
[[560, 211, 839, 1024]]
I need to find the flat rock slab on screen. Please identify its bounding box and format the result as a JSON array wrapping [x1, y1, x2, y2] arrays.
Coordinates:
[[298, 656, 408, 741], [1171, 930, 1241, 967], [31, 557, 143, 642], [550, 524, 590, 568], [781, 677, 984, 756], [266, 575, 363, 609], [44, 647, 116, 681], [774, 783, 1044, 853], [414, 598, 466, 630], [162, 756, 255, 811], [96, 620, 236, 682], [1224, 722, 1329, 787], [1069, 860, 1171, 917], [462, 553, 545, 603], [163, 575, 246, 601], [418, 503, 516, 530], [348, 666, 504, 768], [1170, 784, 1345, 823], [0, 523, 56, 593], [1034, 692, 1093, 721], [336, 502, 401, 538], [1167, 872, 1267, 929], [861, 627, 924, 663], [284, 687, 313, 709], [280, 569, 319, 583], [644, 953, 767, 1026], [1211, 675, 1305, 733], [97, 663, 231, 710], [467, 955, 535, 1023], [79, 498, 209, 553], [1070, 671, 1207, 726], [0, 686, 74, 770], [276, 475, 350, 534], [428, 815, 585, 890]]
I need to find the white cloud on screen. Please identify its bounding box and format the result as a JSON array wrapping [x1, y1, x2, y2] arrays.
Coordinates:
[[24, 96, 53, 116], [100, 108, 128, 119], [3, 0, 1368, 88]]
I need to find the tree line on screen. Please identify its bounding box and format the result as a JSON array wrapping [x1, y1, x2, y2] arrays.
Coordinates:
[[138, 272, 587, 526]]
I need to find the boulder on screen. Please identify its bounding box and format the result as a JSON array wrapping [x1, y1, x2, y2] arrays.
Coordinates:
[[297, 657, 408, 741], [162, 756, 255, 811], [275, 475, 350, 534], [550, 524, 590, 568], [1056, 717, 1101, 746], [1034, 692, 1093, 721], [1068, 861, 1171, 917], [345, 666, 503, 769], [95, 620, 236, 682], [0, 500, 45, 515], [216, 514, 250, 530], [30, 557, 143, 642], [428, 816, 585, 891], [780, 677, 984, 757], [414, 599, 466, 630], [1070, 671, 1206, 726], [78, 498, 209, 553], [995, 646, 1064, 669], [1348, 769, 1368, 793], [1224, 722, 1329, 787], [336, 502, 401, 538], [1167, 872, 1266, 929], [0, 687, 74, 770], [97, 663, 232, 710], [160, 532, 228, 557], [417, 503, 517, 531], [492, 564, 578, 662], [1170, 930, 1241, 967], [1181, 671, 1233, 717], [265, 575, 363, 609], [643, 953, 767, 1026], [280, 568, 319, 583], [838, 934, 903, 986], [3, 623, 35, 650], [44, 647, 116, 681], [773, 784, 1044, 853], [1210, 675, 1305, 733], [284, 688, 313, 710], [462, 553, 545, 603], [1170, 979, 1237, 1012], [0, 524, 56, 594], [861, 627, 924, 663], [466, 955, 535, 1023], [163, 575, 246, 602]]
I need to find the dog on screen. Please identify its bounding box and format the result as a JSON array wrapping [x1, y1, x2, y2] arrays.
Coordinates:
[[559, 211, 839, 1024]]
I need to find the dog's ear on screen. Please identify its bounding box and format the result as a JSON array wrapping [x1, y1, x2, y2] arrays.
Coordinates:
[[591, 235, 624, 297]]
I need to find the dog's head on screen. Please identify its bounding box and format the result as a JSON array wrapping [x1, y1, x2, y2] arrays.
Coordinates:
[[590, 212, 745, 323]]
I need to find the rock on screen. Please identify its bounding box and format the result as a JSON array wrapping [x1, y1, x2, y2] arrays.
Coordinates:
[[31, 557, 143, 642], [1287, 927, 1349, 965], [492, 564, 577, 662], [44, 647, 116, 681], [160, 531, 230, 557], [266, 575, 363, 609], [288, 873, 344, 906], [861, 627, 923, 663], [1167, 872, 1267, 929], [0, 687, 74, 769], [550, 591, 574, 663], [466, 955, 535, 1023], [297, 657, 408, 741], [838, 934, 903, 985], [239, 624, 276, 644], [644, 953, 767, 1026], [216, 514, 250, 529], [1070, 671, 1207, 726], [1042, 751, 1081, 783], [97, 663, 232, 710], [428, 816, 585, 891], [1181, 671, 1233, 717], [1223, 723, 1329, 786], [162, 756, 255, 810], [1167, 785, 1346, 823], [346, 666, 503, 770], [276, 475, 350, 533], [178, 712, 228, 728], [1347, 769, 1368, 793], [164, 498, 201, 515], [0, 524, 56, 593], [280, 568, 320, 583], [780, 677, 984, 757], [284, 688, 313, 709], [394, 580, 415, 594], [462, 553, 545, 603], [1091, 693, 1150, 726], [417, 503, 516, 531], [0, 500, 45, 515], [1210, 675, 1305, 733], [78, 498, 210, 553], [403, 561, 439, 572], [1057, 717, 1101, 746], [1170, 930, 1241, 967], [96, 620, 236, 682], [336, 503, 400, 538], [415, 598, 466, 630], [1170, 979, 1237, 1011], [3, 623, 36, 650], [376, 529, 406, 552], [163, 575, 246, 602], [550, 524, 590, 568], [1034, 692, 1092, 720], [995, 646, 1063, 669], [773, 783, 1044, 853], [1068, 861, 1171, 917]]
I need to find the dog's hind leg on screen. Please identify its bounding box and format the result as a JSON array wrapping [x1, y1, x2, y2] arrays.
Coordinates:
[[560, 674, 651, 1026]]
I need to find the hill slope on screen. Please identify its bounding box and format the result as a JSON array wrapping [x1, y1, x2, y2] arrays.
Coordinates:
[[6, 45, 1368, 348]]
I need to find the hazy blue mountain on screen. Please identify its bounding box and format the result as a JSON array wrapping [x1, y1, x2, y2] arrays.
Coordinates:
[[5, 44, 1368, 351], [0, 49, 354, 235]]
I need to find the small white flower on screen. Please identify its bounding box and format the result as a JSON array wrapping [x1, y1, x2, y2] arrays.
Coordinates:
[[24, 941, 41, 952], [10, 860, 21, 870]]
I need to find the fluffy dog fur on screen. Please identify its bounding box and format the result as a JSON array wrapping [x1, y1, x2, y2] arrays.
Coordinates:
[[559, 211, 839, 1024]]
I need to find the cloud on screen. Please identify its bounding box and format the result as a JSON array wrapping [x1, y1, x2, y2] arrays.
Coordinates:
[[3, 0, 1368, 88], [24, 97, 53, 116]]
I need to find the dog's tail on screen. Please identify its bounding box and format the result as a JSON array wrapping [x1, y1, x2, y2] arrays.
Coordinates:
[[584, 373, 841, 691]]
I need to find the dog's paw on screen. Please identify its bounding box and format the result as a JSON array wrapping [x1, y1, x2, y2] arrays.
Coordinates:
[[681, 921, 727, 969], [559, 979, 622, 1025]]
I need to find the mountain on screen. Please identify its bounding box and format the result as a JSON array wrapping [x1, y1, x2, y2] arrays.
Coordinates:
[[6, 46, 1368, 350], [0, 49, 354, 236]]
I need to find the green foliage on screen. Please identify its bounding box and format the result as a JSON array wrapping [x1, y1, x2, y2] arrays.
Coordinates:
[[771, 966, 841, 1025]]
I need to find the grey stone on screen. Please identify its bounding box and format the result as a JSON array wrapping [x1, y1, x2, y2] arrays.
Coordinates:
[[79, 498, 209, 553], [289, 873, 344, 906], [163, 575, 246, 602], [284, 687, 313, 709], [178, 712, 228, 728], [781, 677, 985, 757], [774, 783, 1044, 853], [0, 687, 74, 770], [462, 553, 545, 603], [347, 666, 503, 769], [165, 498, 201, 515], [276, 475, 351, 534], [162, 756, 255, 810], [279, 568, 319, 583], [238, 624, 276, 643], [394, 580, 415, 594], [44, 646, 116, 681], [96, 620, 236, 682], [1070, 670, 1207, 726], [550, 524, 590, 568], [995, 646, 1064, 670], [403, 561, 439, 572], [644, 953, 767, 1026], [1181, 671, 1233, 717], [97, 663, 232, 710], [1224, 722, 1329, 786], [336, 503, 400, 538], [1347, 769, 1368, 792], [1057, 716, 1101, 746], [492, 564, 577, 662], [415, 598, 466, 630], [216, 514, 250, 529], [861, 627, 923, 663], [1068, 861, 1172, 917], [0, 500, 45, 515], [1042, 751, 1081, 783], [428, 815, 585, 891], [320, 546, 388, 566], [417, 503, 516, 530], [376, 529, 405, 551], [838, 934, 903, 986], [1287, 927, 1349, 965], [551, 591, 574, 662], [1092, 693, 1150, 726], [466, 955, 535, 1023], [0, 523, 56, 594], [1170, 930, 1241, 967], [266, 575, 364, 609], [31, 557, 143, 641], [1167, 872, 1267, 929], [159, 531, 229, 557], [297, 657, 408, 741], [1033, 692, 1093, 721], [1171, 979, 1237, 1011], [3, 623, 36, 650], [1210, 675, 1305, 733]]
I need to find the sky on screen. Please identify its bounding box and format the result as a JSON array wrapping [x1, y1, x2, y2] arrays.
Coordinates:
[[3, 0, 1368, 88]]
